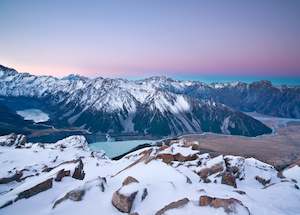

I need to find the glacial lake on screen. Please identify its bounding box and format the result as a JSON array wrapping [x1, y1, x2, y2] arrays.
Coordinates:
[[89, 139, 156, 158]]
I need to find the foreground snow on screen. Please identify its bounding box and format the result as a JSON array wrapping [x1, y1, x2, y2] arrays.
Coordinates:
[[0, 134, 299, 215]]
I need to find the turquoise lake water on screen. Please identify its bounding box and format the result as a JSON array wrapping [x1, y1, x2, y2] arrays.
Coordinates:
[[89, 139, 155, 158]]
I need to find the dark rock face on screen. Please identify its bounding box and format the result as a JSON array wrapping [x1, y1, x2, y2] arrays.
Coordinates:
[[199, 195, 250, 214], [112, 190, 138, 213], [255, 175, 271, 186], [55, 169, 71, 182], [72, 159, 85, 180], [17, 178, 53, 200], [155, 198, 190, 215], [0, 171, 23, 184], [221, 172, 237, 188], [141, 188, 148, 201]]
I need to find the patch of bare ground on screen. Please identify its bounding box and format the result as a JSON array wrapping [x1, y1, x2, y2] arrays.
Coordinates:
[[179, 123, 300, 170]]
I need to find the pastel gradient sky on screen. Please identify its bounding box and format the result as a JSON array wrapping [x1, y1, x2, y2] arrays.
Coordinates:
[[0, 0, 300, 80]]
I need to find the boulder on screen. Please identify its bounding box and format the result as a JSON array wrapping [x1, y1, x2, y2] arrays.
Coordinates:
[[156, 153, 174, 164], [199, 195, 250, 214], [155, 198, 190, 215], [198, 163, 224, 179], [72, 159, 85, 180], [112, 190, 138, 213], [55, 169, 71, 182], [122, 176, 139, 186], [17, 178, 53, 200], [221, 171, 237, 188]]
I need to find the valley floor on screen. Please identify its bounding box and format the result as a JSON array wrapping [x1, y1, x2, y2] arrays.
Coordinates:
[[175, 114, 300, 169]]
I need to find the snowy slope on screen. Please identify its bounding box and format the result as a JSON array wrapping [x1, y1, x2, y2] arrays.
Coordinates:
[[0, 134, 299, 215]]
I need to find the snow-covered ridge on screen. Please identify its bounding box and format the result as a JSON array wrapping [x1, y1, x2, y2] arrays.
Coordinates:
[[0, 134, 299, 215], [0, 65, 284, 113], [0, 65, 274, 137]]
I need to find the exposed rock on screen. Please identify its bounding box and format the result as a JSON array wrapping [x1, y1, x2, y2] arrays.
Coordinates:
[[55, 169, 71, 182], [112, 190, 138, 213], [198, 163, 224, 179], [277, 171, 285, 179], [156, 153, 174, 164], [72, 159, 85, 180], [222, 171, 237, 188], [234, 190, 246, 195], [141, 188, 148, 201], [199, 195, 250, 214], [0, 134, 26, 147], [17, 178, 53, 200], [53, 177, 106, 209], [255, 176, 271, 186], [155, 198, 190, 215], [0, 171, 23, 184], [186, 176, 192, 184], [122, 176, 139, 186], [224, 156, 245, 179], [156, 152, 198, 165], [53, 189, 85, 208], [173, 153, 198, 162]]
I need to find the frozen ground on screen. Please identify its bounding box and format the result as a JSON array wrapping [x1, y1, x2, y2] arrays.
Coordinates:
[[16, 109, 49, 123], [0, 134, 299, 215]]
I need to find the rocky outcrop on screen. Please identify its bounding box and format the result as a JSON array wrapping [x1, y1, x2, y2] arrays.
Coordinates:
[[199, 195, 250, 214], [0, 171, 23, 184], [17, 178, 53, 200], [122, 176, 139, 186], [53, 189, 85, 209], [112, 190, 138, 213], [156, 152, 198, 165], [155, 198, 190, 215], [53, 177, 107, 209], [0, 133, 26, 147], [224, 156, 245, 180], [112, 176, 142, 213], [55, 169, 71, 182], [221, 171, 237, 188], [198, 163, 224, 180], [72, 159, 85, 180]]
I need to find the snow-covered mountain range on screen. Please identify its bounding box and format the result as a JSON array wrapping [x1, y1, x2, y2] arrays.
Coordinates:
[[2, 64, 298, 137], [0, 134, 299, 215]]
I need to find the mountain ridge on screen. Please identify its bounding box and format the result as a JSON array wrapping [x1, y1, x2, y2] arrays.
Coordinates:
[[2, 64, 293, 137]]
